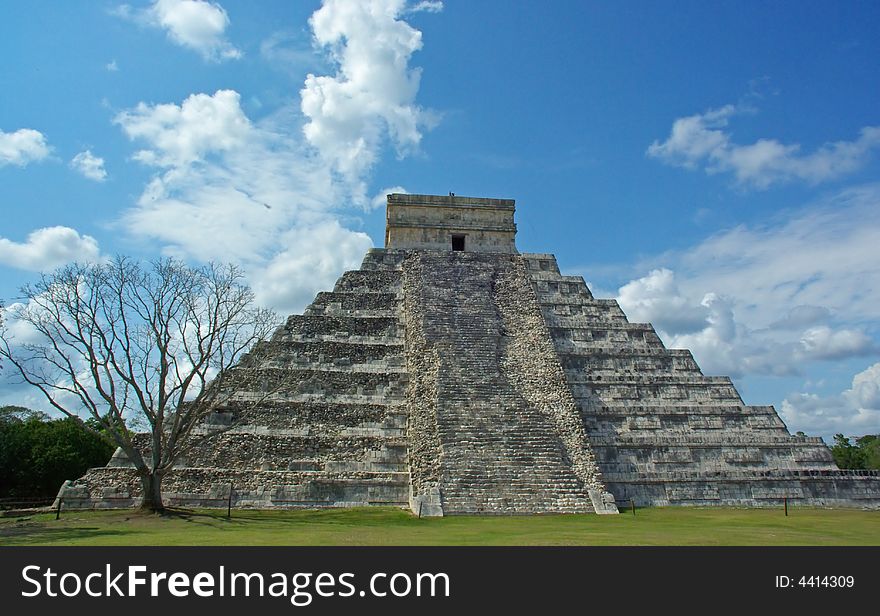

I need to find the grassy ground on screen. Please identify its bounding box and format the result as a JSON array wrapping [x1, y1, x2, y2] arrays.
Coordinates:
[[1, 506, 878, 546]]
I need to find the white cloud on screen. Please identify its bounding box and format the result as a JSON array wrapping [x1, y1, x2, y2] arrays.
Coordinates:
[[648, 105, 736, 169], [116, 0, 242, 61], [0, 303, 42, 345], [648, 104, 880, 189], [847, 363, 880, 411], [301, 0, 437, 205], [106, 59, 119, 72], [606, 184, 880, 439], [619, 278, 782, 377], [796, 326, 876, 361], [254, 220, 373, 311], [371, 185, 408, 211], [114, 89, 373, 314], [672, 185, 880, 327], [70, 150, 108, 182], [769, 305, 832, 330], [114, 3, 436, 314], [613, 185, 880, 377], [0, 128, 51, 167], [114, 89, 251, 167], [407, 1, 444, 13], [116, 90, 332, 261], [0, 227, 101, 272], [617, 268, 709, 334], [781, 362, 880, 438], [260, 31, 321, 71]]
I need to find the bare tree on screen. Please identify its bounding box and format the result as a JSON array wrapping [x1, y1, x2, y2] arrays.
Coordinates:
[[0, 257, 279, 512]]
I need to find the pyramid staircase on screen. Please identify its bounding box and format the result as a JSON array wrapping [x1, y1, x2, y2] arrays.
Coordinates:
[[403, 251, 611, 514]]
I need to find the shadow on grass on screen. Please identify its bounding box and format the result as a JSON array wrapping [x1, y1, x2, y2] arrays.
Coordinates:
[[155, 508, 288, 527], [156, 506, 418, 528], [1, 524, 132, 545]]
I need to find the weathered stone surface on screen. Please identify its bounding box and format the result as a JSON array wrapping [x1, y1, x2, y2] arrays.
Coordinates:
[[60, 193, 879, 513]]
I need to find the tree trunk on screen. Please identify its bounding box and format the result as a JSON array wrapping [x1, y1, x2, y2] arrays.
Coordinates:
[[139, 472, 165, 512]]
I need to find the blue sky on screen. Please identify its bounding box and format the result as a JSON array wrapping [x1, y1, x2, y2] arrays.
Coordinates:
[[2, 1, 880, 441]]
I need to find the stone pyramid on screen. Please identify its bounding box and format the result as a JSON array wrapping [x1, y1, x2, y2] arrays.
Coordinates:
[[61, 194, 880, 514]]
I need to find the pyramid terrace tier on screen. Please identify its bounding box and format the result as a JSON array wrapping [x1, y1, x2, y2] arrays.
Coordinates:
[[59, 467, 411, 509], [333, 270, 403, 293], [223, 367, 407, 399], [250, 339, 404, 367], [558, 349, 702, 375], [595, 444, 833, 467], [568, 378, 742, 404], [589, 433, 831, 446], [210, 400, 406, 430], [274, 315, 403, 341], [545, 320, 665, 343], [305, 291, 400, 316], [170, 432, 409, 472], [582, 405, 794, 433], [594, 454, 837, 478], [542, 302, 628, 322]]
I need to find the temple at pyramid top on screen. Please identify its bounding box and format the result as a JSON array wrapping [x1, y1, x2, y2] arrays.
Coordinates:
[[385, 193, 518, 253]]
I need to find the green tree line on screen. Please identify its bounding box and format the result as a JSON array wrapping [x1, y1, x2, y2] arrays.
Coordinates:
[[0, 406, 115, 500], [830, 434, 880, 470]]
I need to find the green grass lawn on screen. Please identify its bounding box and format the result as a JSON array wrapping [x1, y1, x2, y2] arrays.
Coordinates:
[[1, 506, 878, 546]]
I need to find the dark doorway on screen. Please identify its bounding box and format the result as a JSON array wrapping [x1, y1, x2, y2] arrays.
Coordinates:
[[452, 234, 465, 251]]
